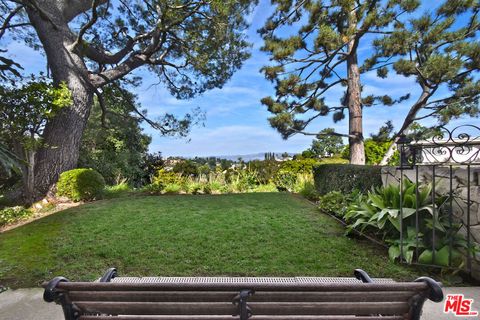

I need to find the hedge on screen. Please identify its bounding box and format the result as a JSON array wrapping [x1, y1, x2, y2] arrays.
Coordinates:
[[313, 164, 382, 195], [57, 168, 105, 201]]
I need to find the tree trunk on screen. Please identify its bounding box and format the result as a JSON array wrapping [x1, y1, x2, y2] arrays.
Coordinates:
[[24, 149, 36, 205], [379, 137, 399, 165], [26, 6, 94, 199], [379, 90, 432, 165], [346, 10, 365, 165]]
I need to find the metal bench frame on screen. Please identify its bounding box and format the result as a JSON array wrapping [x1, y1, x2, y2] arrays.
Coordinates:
[[43, 268, 443, 320]]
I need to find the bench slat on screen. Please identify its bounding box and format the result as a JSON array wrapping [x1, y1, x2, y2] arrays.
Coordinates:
[[250, 302, 409, 315], [74, 301, 409, 316], [68, 290, 415, 303], [109, 276, 396, 284], [78, 315, 405, 320], [55, 281, 427, 292]]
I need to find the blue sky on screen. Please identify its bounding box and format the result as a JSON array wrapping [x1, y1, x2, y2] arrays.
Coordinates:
[[2, 0, 477, 157]]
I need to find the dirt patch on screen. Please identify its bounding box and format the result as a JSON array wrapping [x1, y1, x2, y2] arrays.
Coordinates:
[[0, 201, 81, 233]]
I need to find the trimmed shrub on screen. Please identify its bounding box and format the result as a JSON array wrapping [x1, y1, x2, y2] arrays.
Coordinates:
[[57, 168, 106, 201], [279, 158, 319, 175], [0, 206, 32, 227], [313, 164, 382, 195]]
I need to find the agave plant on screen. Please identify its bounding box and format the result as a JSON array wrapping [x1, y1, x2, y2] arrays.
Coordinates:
[[344, 179, 434, 238], [345, 178, 476, 269]]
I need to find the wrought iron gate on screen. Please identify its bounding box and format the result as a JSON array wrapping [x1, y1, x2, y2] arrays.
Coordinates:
[[396, 125, 480, 276]]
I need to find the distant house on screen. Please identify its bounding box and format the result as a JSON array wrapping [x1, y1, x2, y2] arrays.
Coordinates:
[[164, 157, 184, 171]]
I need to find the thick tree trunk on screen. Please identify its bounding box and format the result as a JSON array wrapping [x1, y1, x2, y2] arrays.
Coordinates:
[[26, 5, 94, 199], [346, 10, 365, 165]]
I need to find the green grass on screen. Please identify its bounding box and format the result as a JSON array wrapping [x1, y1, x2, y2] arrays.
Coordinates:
[[0, 193, 422, 288]]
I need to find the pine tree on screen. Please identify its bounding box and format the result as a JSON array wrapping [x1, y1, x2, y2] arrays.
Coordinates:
[[367, 1, 480, 164], [259, 0, 418, 164]]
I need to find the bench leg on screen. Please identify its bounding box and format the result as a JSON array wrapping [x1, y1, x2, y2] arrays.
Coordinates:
[[410, 277, 444, 320], [233, 289, 254, 320]]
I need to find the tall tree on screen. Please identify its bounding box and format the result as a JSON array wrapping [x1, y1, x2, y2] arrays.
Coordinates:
[[0, 78, 72, 203], [367, 1, 480, 164], [311, 128, 344, 157], [78, 85, 153, 186], [0, 0, 256, 199], [259, 0, 417, 164]]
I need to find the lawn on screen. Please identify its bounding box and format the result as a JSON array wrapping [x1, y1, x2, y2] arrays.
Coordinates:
[[0, 193, 421, 288]]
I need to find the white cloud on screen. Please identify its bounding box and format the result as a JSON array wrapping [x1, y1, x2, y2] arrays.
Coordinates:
[[149, 124, 312, 157]]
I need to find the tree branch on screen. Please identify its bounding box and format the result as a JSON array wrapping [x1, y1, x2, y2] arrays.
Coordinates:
[[72, 0, 100, 52], [0, 4, 23, 40], [61, 0, 108, 22]]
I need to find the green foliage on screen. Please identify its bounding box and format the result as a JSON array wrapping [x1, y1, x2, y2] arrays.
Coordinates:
[[229, 170, 260, 192], [367, 1, 480, 130], [163, 184, 183, 195], [78, 85, 152, 186], [317, 157, 349, 165], [279, 158, 319, 175], [247, 160, 280, 184], [104, 182, 133, 199], [0, 78, 72, 198], [150, 170, 183, 193], [56, 169, 106, 202], [0, 206, 32, 227], [345, 179, 476, 268], [313, 164, 383, 195], [141, 152, 164, 184], [295, 174, 318, 201], [250, 183, 278, 193], [173, 160, 199, 177], [0, 143, 20, 178], [259, 0, 419, 145], [364, 140, 399, 165], [371, 121, 394, 142], [342, 139, 399, 165], [273, 170, 297, 192], [317, 191, 358, 218], [311, 128, 344, 157], [0, 79, 71, 142]]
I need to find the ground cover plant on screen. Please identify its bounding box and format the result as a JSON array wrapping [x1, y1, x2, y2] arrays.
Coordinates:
[[322, 179, 479, 274], [0, 193, 421, 288]]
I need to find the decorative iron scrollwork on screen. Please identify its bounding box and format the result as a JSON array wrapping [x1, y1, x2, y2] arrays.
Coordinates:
[[398, 125, 480, 165]]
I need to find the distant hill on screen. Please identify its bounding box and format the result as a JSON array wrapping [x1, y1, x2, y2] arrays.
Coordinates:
[[199, 152, 296, 162]]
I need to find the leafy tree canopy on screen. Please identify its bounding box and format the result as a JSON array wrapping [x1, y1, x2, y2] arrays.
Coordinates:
[[311, 128, 344, 157], [0, 77, 72, 149], [1, 0, 257, 97], [78, 84, 153, 186]]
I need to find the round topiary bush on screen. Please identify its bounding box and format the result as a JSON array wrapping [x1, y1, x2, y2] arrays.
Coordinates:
[[56, 168, 105, 201]]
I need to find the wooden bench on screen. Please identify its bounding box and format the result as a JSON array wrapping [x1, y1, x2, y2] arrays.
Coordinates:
[[43, 268, 443, 320]]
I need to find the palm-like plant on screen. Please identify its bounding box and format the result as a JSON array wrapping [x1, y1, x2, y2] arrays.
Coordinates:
[[345, 179, 476, 268], [0, 143, 20, 177]]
